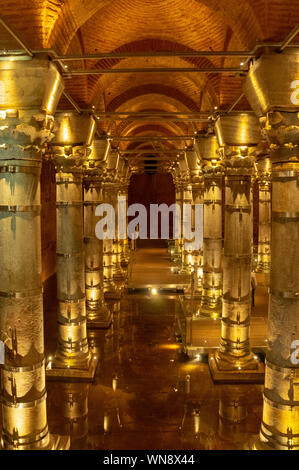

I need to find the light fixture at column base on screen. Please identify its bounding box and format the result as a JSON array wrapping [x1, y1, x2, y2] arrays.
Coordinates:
[[87, 307, 112, 329], [46, 354, 99, 382], [199, 307, 222, 319], [208, 353, 265, 383]]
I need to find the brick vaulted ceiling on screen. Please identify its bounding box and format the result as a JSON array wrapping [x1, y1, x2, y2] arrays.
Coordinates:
[[1, 0, 299, 154]]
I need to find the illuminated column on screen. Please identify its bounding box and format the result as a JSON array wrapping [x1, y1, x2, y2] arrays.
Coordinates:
[[46, 113, 98, 380], [198, 136, 223, 318], [182, 183, 194, 273], [256, 156, 271, 274], [113, 158, 126, 285], [209, 114, 264, 382], [244, 50, 299, 449], [83, 140, 112, 329], [178, 155, 191, 273], [118, 169, 130, 269], [0, 57, 69, 449], [173, 176, 183, 265], [102, 149, 121, 299], [185, 148, 204, 294]]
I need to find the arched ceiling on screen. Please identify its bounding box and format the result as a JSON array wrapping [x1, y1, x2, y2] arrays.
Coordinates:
[[1, 0, 299, 169]]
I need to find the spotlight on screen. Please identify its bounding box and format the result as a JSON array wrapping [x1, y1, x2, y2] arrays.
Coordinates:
[[151, 287, 158, 296]]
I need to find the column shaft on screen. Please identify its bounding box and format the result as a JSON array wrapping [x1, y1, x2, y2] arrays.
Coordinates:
[[201, 173, 222, 317], [259, 157, 299, 449], [257, 174, 271, 274], [84, 174, 111, 328], [0, 123, 49, 448], [54, 166, 90, 369], [219, 172, 253, 363]]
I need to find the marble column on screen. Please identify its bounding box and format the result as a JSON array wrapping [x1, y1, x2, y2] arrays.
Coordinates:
[[46, 113, 98, 381], [209, 114, 264, 382], [83, 140, 112, 328], [244, 49, 299, 449], [0, 57, 69, 449]]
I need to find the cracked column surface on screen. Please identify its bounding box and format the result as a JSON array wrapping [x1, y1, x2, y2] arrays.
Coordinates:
[[244, 49, 299, 449], [198, 136, 223, 317], [83, 140, 112, 329], [0, 56, 69, 449], [209, 114, 265, 383], [46, 113, 99, 381]]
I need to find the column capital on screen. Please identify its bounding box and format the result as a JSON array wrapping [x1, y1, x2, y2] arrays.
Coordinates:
[[215, 114, 261, 176], [51, 112, 96, 171], [0, 56, 64, 164], [244, 49, 299, 161]]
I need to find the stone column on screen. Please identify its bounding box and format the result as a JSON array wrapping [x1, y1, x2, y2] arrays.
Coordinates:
[[182, 182, 194, 274], [256, 156, 271, 274], [209, 114, 264, 382], [102, 150, 121, 299], [198, 136, 223, 318], [118, 170, 130, 270], [46, 113, 98, 381], [0, 57, 69, 449], [184, 148, 204, 296], [113, 158, 126, 286], [244, 49, 299, 449], [83, 140, 112, 329], [173, 176, 183, 266]]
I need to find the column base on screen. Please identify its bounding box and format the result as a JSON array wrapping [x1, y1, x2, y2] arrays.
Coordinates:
[[200, 296, 222, 318], [0, 434, 70, 451], [208, 352, 265, 383], [104, 288, 121, 300], [199, 306, 222, 319], [87, 305, 112, 329], [46, 354, 99, 382]]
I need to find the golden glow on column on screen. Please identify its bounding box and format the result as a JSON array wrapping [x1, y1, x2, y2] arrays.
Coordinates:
[[45, 75, 60, 115], [61, 116, 72, 143]]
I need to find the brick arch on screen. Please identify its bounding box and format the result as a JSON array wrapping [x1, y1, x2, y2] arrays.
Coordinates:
[[118, 120, 188, 138], [115, 119, 189, 139], [106, 84, 200, 113], [47, 0, 263, 54], [87, 38, 219, 109]]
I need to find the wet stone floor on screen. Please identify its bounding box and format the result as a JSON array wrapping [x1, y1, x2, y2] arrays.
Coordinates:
[[45, 293, 264, 450]]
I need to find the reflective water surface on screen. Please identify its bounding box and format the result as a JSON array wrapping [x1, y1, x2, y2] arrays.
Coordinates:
[[44, 292, 263, 450]]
